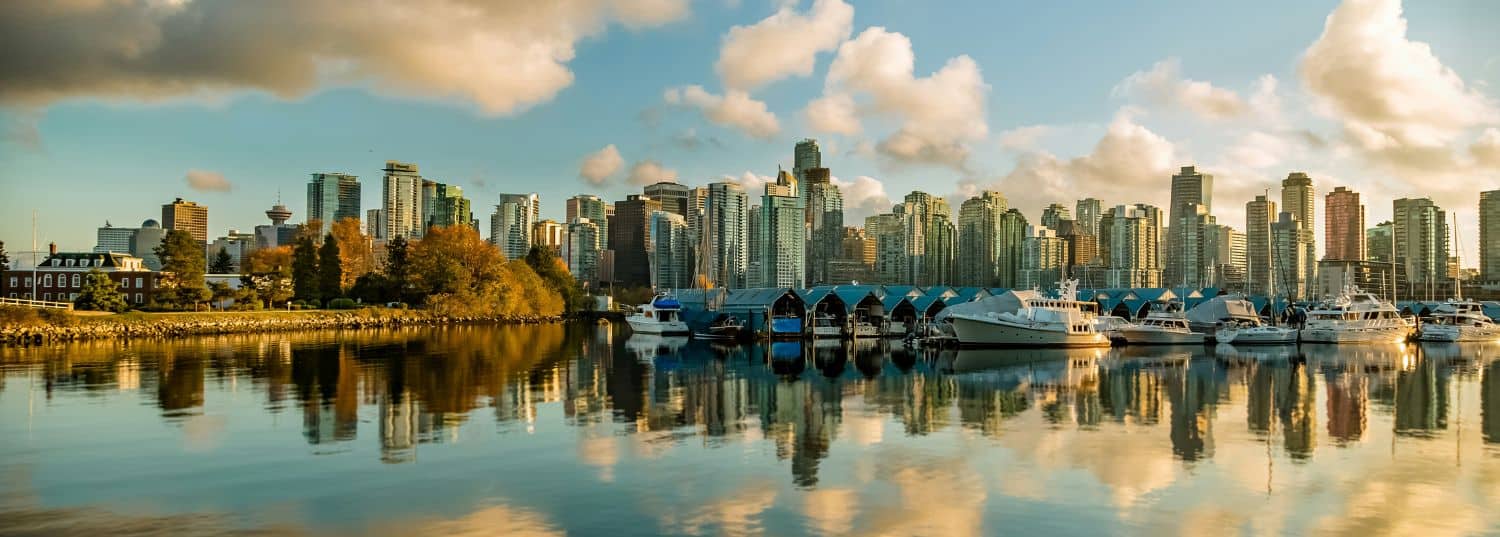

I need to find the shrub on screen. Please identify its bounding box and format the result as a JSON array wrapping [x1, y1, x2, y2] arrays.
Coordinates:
[[327, 298, 358, 310]]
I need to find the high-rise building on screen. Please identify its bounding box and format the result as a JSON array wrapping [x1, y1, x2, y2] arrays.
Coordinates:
[[565, 218, 602, 288], [1272, 212, 1312, 300], [955, 191, 1009, 287], [1324, 186, 1364, 262], [162, 197, 209, 244], [1041, 203, 1071, 231], [1099, 204, 1162, 288], [366, 209, 382, 239], [755, 185, 806, 288], [95, 222, 136, 253], [255, 202, 298, 249], [1204, 224, 1247, 290], [491, 193, 539, 261], [532, 219, 565, 255], [650, 211, 691, 290], [609, 195, 662, 287], [702, 182, 749, 289], [423, 181, 473, 230], [306, 172, 361, 234], [1075, 198, 1103, 237], [896, 191, 956, 286], [1281, 172, 1317, 296], [867, 213, 907, 285], [206, 230, 257, 273], [1481, 190, 1499, 282], [804, 174, 843, 285], [1058, 220, 1099, 270], [1166, 166, 1213, 287], [1019, 225, 1069, 290], [131, 219, 166, 270], [792, 139, 821, 185], [1392, 197, 1449, 299], [1245, 195, 1277, 296], [829, 226, 875, 284], [643, 182, 690, 217], [380, 161, 424, 239], [1367, 222, 1394, 263], [567, 195, 610, 250]]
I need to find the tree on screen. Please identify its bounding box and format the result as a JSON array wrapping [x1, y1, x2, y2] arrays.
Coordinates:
[[208, 280, 236, 310], [330, 218, 373, 289], [318, 233, 343, 300], [74, 269, 128, 313], [384, 235, 414, 304], [291, 235, 320, 302], [153, 229, 209, 309], [525, 245, 584, 311], [0, 240, 8, 295], [242, 246, 294, 308], [209, 247, 234, 274]]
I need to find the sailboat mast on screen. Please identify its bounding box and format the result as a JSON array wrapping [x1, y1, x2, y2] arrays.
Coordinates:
[[1453, 213, 1462, 301]]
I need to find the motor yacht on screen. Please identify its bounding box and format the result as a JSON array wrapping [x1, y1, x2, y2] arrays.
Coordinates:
[[1299, 285, 1412, 344], [625, 294, 690, 335], [1117, 302, 1206, 345], [1415, 300, 1500, 342], [945, 280, 1110, 348], [1214, 321, 1298, 345]]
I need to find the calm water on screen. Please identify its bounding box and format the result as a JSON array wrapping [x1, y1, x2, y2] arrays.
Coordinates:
[[2, 324, 1500, 536]]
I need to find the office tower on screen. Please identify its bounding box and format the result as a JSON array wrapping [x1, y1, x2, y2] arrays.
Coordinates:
[[702, 182, 749, 289], [650, 211, 691, 290], [1325, 186, 1364, 262], [792, 139, 821, 185], [609, 195, 662, 287], [565, 218, 602, 288], [1041, 203, 1071, 231], [306, 172, 361, 234], [366, 209, 382, 239], [1281, 172, 1317, 295], [1392, 197, 1449, 299], [206, 230, 257, 273], [131, 219, 166, 270], [162, 197, 209, 244], [1166, 203, 1215, 287], [896, 191, 956, 286], [1060, 222, 1099, 270], [804, 174, 842, 285], [532, 219, 565, 255], [491, 193, 539, 261], [567, 195, 610, 250], [1100, 204, 1163, 288], [1019, 225, 1069, 290], [747, 204, 763, 283], [1245, 195, 1277, 296], [686, 185, 709, 280], [862, 213, 900, 285], [1367, 222, 1394, 263], [829, 226, 876, 284], [1204, 224, 1247, 290], [1075, 198, 1103, 237], [1166, 166, 1213, 287], [1271, 212, 1313, 300], [1482, 190, 1499, 282], [423, 181, 473, 230], [380, 161, 424, 239], [756, 184, 805, 288], [95, 222, 136, 253], [955, 191, 1008, 287], [644, 181, 690, 217], [255, 202, 297, 249]]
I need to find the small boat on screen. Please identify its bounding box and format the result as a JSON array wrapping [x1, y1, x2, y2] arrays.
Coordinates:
[[1299, 285, 1412, 344], [810, 313, 842, 338], [1116, 302, 1206, 345], [1416, 300, 1500, 342], [946, 280, 1110, 348], [694, 314, 744, 341], [850, 318, 880, 338], [625, 294, 690, 335], [1215, 322, 1297, 345]]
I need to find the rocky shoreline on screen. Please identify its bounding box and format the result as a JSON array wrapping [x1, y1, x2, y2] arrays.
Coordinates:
[[0, 310, 566, 346]]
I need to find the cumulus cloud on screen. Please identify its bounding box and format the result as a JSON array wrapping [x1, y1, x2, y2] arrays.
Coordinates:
[[1114, 58, 1248, 120], [0, 0, 690, 114], [996, 125, 1054, 151], [629, 159, 678, 185], [664, 85, 780, 139], [1471, 128, 1500, 168], [832, 175, 894, 221], [716, 0, 853, 90], [1300, 0, 1498, 170], [810, 27, 990, 168], [185, 169, 232, 192], [722, 171, 776, 194], [579, 144, 625, 185]]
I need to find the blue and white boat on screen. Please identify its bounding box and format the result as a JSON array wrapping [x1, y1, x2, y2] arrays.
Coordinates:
[[626, 294, 690, 335]]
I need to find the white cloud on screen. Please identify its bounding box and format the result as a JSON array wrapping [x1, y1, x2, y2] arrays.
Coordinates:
[[664, 85, 781, 139], [722, 171, 775, 194], [812, 27, 990, 168], [1300, 0, 1498, 170], [832, 175, 894, 221], [804, 93, 861, 135], [997, 125, 1054, 151], [185, 169, 232, 192], [579, 144, 625, 185], [1114, 58, 1247, 120], [716, 0, 853, 90], [629, 159, 678, 185], [0, 0, 690, 115], [1471, 128, 1500, 168]]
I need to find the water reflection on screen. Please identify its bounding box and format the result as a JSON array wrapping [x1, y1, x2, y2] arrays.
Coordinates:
[[3, 328, 1500, 535]]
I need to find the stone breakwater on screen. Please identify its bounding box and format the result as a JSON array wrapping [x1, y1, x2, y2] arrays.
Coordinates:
[[0, 311, 564, 346]]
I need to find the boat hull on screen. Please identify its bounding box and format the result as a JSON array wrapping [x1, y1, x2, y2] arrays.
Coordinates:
[[949, 315, 1110, 348], [1217, 327, 1298, 345], [1118, 328, 1206, 345], [1299, 325, 1410, 344], [1415, 325, 1500, 342], [626, 317, 690, 335]]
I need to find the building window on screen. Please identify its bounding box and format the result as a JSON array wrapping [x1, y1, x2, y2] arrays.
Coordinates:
[[134, 293, 143, 304], [121, 278, 130, 289], [69, 293, 78, 301], [43, 293, 50, 301], [24, 277, 31, 287], [43, 274, 52, 287], [72, 274, 81, 287], [6, 277, 13, 288], [136, 277, 144, 288]]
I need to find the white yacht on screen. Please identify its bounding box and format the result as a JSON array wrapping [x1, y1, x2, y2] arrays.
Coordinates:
[[1416, 300, 1500, 342], [1117, 302, 1206, 345], [1215, 322, 1298, 345], [945, 280, 1110, 348], [810, 313, 843, 337], [625, 294, 690, 335], [1299, 285, 1412, 344]]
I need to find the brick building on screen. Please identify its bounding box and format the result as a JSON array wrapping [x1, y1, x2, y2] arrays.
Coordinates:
[[4, 248, 160, 306]]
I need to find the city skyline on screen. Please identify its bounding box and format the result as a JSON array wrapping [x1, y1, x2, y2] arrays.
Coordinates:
[[1, 0, 1496, 264]]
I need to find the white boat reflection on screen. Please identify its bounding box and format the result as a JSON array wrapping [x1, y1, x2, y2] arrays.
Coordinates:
[[941, 348, 1103, 391], [624, 334, 690, 362], [1214, 342, 1296, 362]]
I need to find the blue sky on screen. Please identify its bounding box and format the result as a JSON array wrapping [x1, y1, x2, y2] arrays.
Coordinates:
[[1, 0, 1496, 260]]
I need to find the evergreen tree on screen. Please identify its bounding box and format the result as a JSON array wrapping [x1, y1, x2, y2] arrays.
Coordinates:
[[384, 235, 414, 304], [209, 247, 235, 274], [207, 280, 236, 310], [318, 233, 343, 300], [153, 229, 209, 308], [74, 269, 129, 312], [0, 240, 8, 295], [291, 235, 320, 302]]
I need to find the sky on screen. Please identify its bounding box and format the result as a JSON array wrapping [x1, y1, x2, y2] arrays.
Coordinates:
[[1, 0, 1497, 264]]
